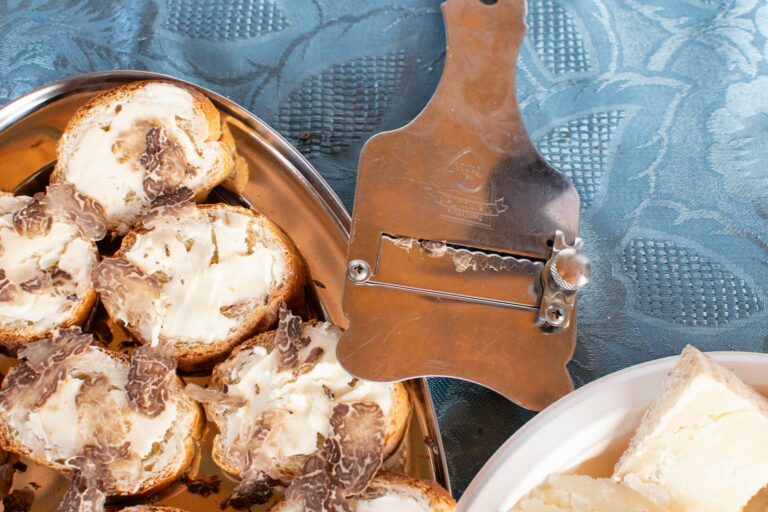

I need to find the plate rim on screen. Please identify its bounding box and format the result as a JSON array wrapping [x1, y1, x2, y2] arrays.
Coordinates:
[[459, 350, 768, 510]]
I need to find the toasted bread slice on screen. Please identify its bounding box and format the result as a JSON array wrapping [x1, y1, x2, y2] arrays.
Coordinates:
[[200, 316, 410, 484], [51, 80, 247, 234], [0, 184, 105, 354], [0, 332, 203, 497], [95, 202, 304, 371], [271, 473, 456, 512]]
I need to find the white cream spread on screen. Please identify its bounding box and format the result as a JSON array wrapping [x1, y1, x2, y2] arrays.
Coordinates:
[[0, 195, 96, 333], [614, 371, 768, 512], [7, 348, 192, 492], [354, 495, 432, 512], [122, 205, 288, 344], [217, 323, 395, 469], [60, 82, 222, 228]]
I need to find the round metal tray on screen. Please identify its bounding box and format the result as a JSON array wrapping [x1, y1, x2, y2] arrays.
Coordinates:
[[0, 70, 449, 510]]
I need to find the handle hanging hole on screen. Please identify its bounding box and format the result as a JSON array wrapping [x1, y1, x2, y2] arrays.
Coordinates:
[[480, 0, 499, 5]]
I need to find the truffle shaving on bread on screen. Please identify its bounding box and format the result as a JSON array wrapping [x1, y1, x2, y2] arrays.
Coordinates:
[[188, 309, 410, 506], [94, 198, 304, 371], [0, 328, 203, 497], [0, 184, 106, 353], [271, 473, 457, 512], [52, 80, 247, 234]]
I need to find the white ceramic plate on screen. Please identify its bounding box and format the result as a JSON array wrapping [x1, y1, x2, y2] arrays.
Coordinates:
[[458, 351, 768, 512]]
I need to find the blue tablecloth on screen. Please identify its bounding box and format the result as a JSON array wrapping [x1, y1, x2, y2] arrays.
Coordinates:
[[1, 0, 766, 497]]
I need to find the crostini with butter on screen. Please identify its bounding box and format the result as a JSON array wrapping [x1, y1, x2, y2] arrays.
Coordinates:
[[0, 183, 106, 354], [186, 309, 411, 508], [0, 328, 203, 500], [52, 81, 247, 234], [95, 198, 304, 371]]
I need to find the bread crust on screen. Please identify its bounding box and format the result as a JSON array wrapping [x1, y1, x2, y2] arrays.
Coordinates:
[[106, 203, 305, 372], [0, 279, 97, 356], [269, 472, 456, 511], [51, 80, 246, 233], [0, 347, 204, 497], [206, 328, 411, 483], [0, 193, 100, 354], [220, 121, 249, 194]]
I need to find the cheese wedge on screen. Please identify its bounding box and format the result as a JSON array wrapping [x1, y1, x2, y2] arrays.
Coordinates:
[[511, 475, 664, 512], [614, 345, 768, 512]]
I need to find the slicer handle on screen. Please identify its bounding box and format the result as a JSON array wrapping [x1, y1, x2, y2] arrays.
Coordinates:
[[425, 0, 536, 156]]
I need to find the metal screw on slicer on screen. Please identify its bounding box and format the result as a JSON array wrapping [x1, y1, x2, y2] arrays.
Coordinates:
[[539, 231, 592, 330], [347, 259, 371, 283]]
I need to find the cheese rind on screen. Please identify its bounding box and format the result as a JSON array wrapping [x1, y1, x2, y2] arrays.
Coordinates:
[[613, 345, 768, 512]]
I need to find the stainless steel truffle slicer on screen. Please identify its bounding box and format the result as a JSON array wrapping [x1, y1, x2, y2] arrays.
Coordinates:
[[337, 0, 591, 410]]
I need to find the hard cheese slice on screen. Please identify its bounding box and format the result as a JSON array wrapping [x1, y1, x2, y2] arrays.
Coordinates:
[[511, 475, 664, 512], [614, 345, 768, 512]]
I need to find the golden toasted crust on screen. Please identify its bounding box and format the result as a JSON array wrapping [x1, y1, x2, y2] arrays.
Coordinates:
[[269, 472, 456, 511], [220, 122, 249, 195], [51, 80, 247, 233], [108, 203, 306, 372], [0, 347, 204, 497], [385, 381, 412, 460], [0, 190, 100, 355], [361, 473, 456, 511], [0, 281, 97, 356], [206, 328, 411, 482]]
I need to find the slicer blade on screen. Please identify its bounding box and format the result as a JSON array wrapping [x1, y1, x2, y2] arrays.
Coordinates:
[[338, 0, 588, 411]]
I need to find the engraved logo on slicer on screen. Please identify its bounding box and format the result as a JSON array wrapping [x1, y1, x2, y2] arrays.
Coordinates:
[[451, 149, 485, 193], [427, 149, 508, 229]]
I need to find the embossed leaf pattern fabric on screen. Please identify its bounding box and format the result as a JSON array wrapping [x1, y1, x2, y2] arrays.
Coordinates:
[[0, 0, 767, 498]]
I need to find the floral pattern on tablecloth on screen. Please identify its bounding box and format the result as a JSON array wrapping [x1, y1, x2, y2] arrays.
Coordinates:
[[1, 0, 766, 496]]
